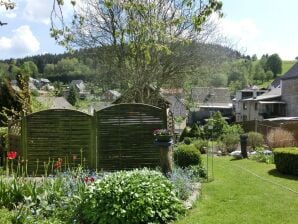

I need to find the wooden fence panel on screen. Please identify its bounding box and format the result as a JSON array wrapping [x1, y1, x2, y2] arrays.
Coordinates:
[[96, 104, 167, 170], [23, 109, 94, 174]]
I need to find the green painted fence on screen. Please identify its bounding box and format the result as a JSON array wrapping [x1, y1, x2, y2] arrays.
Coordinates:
[[96, 104, 166, 170], [9, 104, 167, 173]]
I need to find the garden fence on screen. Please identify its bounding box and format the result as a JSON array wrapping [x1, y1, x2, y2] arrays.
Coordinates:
[[8, 104, 167, 173]]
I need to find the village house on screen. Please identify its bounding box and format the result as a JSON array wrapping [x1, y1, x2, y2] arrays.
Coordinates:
[[189, 87, 233, 124], [70, 80, 90, 99], [101, 90, 121, 102]]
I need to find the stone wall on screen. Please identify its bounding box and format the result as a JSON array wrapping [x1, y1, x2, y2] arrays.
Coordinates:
[[281, 79, 298, 116]]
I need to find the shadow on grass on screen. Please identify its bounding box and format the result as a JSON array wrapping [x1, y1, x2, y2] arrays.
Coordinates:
[[268, 169, 298, 181]]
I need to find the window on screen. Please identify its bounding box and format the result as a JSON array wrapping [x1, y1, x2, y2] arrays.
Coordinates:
[[243, 102, 247, 110], [255, 103, 258, 111]]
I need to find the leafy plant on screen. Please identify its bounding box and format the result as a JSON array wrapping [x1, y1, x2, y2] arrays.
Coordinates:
[[204, 111, 229, 140], [76, 169, 185, 224], [250, 149, 274, 164], [192, 139, 208, 154], [169, 167, 193, 200], [247, 132, 264, 151], [179, 126, 191, 142], [174, 144, 202, 168]]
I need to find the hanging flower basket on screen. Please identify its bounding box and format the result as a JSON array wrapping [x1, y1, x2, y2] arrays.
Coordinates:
[[153, 129, 173, 142]]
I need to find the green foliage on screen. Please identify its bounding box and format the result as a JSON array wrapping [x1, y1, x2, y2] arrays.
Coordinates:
[[174, 144, 202, 168], [67, 86, 78, 106], [179, 126, 191, 142], [247, 132, 264, 150], [183, 137, 193, 145], [210, 73, 227, 87], [274, 148, 298, 176], [220, 124, 243, 153], [192, 139, 208, 154], [169, 167, 193, 200], [77, 169, 185, 224], [0, 208, 13, 224], [266, 53, 282, 77], [189, 123, 203, 139], [204, 111, 229, 140], [250, 149, 274, 164]]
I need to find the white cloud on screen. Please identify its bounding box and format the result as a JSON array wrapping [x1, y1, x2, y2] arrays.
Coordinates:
[[0, 25, 40, 58], [23, 0, 77, 25], [23, 0, 52, 25]]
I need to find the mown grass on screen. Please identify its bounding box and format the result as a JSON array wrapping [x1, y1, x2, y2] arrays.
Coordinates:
[[175, 157, 298, 224], [282, 60, 296, 75]]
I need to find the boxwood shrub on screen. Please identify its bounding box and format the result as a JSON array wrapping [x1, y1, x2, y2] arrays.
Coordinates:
[[76, 169, 185, 224], [274, 148, 298, 176], [174, 144, 202, 168]]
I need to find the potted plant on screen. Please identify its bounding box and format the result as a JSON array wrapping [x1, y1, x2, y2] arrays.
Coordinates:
[[153, 129, 173, 142]]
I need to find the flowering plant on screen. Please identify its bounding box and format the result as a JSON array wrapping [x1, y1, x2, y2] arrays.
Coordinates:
[[153, 129, 172, 136], [7, 151, 17, 160]]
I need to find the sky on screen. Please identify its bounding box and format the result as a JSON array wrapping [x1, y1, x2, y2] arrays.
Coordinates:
[[0, 0, 297, 60]]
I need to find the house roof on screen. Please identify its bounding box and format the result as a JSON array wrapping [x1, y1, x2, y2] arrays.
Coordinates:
[[191, 87, 232, 107], [281, 62, 298, 80], [106, 90, 121, 97], [166, 95, 188, 117], [40, 78, 50, 83], [36, 97, 74, 109], [242, 87, 281, 101], [70, 80, 84, 85], [271, 77, 281, 88]]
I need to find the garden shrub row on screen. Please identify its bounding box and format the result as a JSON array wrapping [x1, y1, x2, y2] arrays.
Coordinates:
[[273, 148, 298, 176]]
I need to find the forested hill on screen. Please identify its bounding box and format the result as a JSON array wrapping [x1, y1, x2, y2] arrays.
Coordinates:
[[1, 43, 241, 74]]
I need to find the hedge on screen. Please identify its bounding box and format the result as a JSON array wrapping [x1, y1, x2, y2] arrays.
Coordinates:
[[174, 144, 202, 168], [273, 148, 298, 176]]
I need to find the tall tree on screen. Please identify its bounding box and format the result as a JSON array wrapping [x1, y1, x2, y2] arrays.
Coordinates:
[[266, 53, 282, 77], [51, 0, 223, 104]]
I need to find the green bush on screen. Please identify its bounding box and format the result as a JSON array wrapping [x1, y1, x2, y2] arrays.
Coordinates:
[[0, 208, 13, 224], [274, 148, 298, 176], [183, 137, 193, 145], [247, 132, 264, 150], [179, 126, 191, 142], [188, 124, 203, 139], [174, 144, 202, 168], [204, 111, 229, 140], [221, 133, 240, 153], [77, 169, 185, 224], [193, 139, 208, 154]]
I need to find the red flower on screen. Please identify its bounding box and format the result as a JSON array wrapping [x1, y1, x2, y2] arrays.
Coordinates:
[[90, 177, 95, 182], [54, 159, 62, 169], [84, 176, 89, 182], [7, 151, 17, 160]]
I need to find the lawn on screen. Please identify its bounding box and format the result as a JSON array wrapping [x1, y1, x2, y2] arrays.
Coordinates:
[[176, 157, 298, 224]]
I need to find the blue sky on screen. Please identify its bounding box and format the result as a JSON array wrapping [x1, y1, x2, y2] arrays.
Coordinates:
[[0, 0, 297, 60]]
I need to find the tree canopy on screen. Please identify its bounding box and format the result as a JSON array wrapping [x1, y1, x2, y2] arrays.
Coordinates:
[[51, 0, 223, 104]]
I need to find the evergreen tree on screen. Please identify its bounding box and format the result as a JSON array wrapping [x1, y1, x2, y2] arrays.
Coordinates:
[[67, 86, 78, 106]]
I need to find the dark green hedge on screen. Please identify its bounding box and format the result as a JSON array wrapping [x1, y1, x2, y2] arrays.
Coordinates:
[[274, 148, 298, 176], [174, 144, 202, 168]]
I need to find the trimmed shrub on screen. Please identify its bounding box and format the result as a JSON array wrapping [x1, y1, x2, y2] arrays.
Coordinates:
[[179, 126, 191, 142], [193, 139, 208, 154], [174, 144, 202, 168], [77, 169, 185, 224], [188, 124, 203, 139], [273, 148, 298, 176], [247, 132, 264, 150], [267, 128, 296, 149]]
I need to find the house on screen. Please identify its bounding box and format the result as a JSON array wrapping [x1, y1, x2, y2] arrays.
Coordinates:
[[281, 62, 298, 116], [235, 87, 286, 121], [70, 80, 90, 99], [102, 90, 121, 102], [160, 88, 184, 99], [235, 86, 267, 122], [189, 87, 233, 124]]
